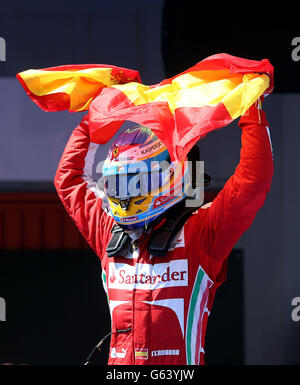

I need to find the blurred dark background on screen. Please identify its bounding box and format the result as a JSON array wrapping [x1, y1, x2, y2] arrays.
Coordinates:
[[0, 0, 300, 365]]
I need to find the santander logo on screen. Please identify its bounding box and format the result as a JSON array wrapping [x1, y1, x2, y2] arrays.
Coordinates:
[[109, 270, 116, 284], [108, 260, 188, 290], [153, 195, 174, 209]]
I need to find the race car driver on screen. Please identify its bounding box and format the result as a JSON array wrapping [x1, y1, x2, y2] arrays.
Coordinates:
[[54, 98, 273, 365]]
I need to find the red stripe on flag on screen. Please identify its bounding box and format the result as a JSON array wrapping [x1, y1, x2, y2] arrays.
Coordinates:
[[171, 103, 233, 160], [89, 86, 233, 161], [16, 73, 70, 112], [160, 53, 274, 94], [88, 87, 175, 145], [35, 64, 141, 83]]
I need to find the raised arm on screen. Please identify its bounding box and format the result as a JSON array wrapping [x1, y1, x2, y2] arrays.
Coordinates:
[[198, 98, 274, 263], [54, 115, 109, 256]]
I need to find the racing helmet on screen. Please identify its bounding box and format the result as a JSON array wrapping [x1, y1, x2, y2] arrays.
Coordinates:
[[102, 125, 191, 231]]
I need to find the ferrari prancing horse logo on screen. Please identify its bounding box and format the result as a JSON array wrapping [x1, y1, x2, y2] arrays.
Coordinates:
[[112, 146, 119, 159]]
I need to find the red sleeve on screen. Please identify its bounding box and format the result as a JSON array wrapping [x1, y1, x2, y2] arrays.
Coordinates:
[[54, 115, 109, 256], [197, 99, 274, 267]]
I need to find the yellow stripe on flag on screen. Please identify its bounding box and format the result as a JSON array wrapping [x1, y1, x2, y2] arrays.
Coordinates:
[[223, 73, 270, 118], [112, 70, 270, 118], [18, 68, 114, 112]]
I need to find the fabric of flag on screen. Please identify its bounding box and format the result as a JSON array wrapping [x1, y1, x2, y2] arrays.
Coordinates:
[[16, 64, 141, 112], [17, 53, 274, 162]]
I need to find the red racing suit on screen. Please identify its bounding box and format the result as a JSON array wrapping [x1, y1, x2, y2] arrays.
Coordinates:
[[54, 101, 273, 365]]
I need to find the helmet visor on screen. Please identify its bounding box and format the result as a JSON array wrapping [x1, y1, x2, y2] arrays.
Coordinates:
[[104, 170, 171, 198]]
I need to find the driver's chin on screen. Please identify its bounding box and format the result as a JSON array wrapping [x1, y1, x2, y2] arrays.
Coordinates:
[[124, 229, 134, 234]]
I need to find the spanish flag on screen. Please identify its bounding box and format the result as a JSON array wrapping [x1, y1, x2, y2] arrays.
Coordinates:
[[16, 64, 141, 113], [17, 54, 273, 162]]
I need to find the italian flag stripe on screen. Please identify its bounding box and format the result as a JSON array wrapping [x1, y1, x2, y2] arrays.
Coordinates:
[[195, 284, 210, 364], [186, 267, 212, 365], [102, 270, 109, 303]]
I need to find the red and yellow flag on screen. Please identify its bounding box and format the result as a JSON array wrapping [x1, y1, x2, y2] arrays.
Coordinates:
[[17, 54, 273, 161], [16, 64, 141, 112]]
